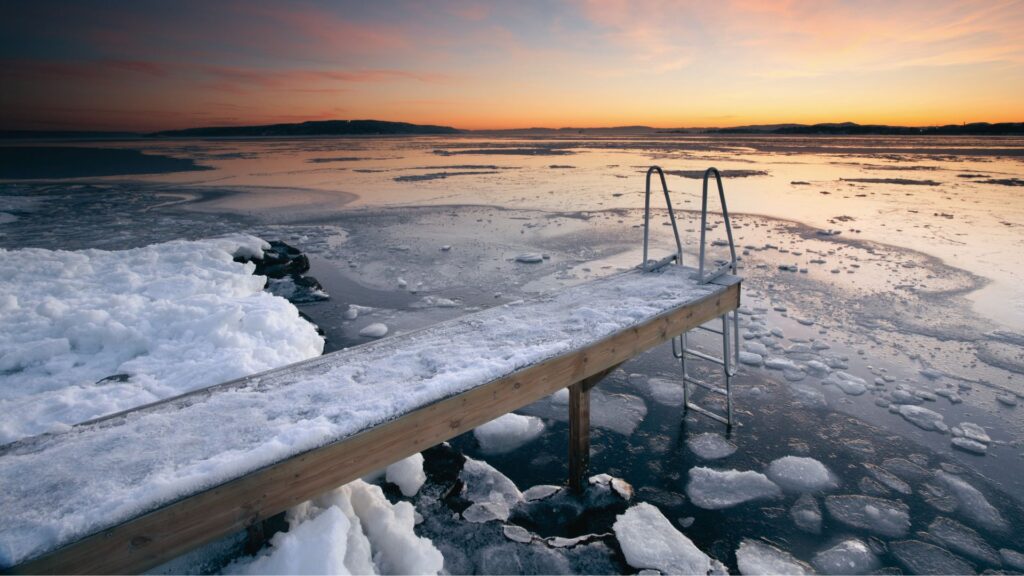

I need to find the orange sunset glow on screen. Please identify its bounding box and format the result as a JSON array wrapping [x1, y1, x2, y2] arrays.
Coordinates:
[[2, 0, 1023, 131]]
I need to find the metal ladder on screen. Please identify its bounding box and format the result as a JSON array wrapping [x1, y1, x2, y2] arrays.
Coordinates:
[[641, 166, 740, 427]]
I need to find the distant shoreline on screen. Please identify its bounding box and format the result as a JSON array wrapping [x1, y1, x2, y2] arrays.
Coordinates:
[[3, 119, 1023, 140]]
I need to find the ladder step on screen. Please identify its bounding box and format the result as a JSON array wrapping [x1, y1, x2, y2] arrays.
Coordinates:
[[695, 325, 725, 335], [681, 347, 727, 366], [684, 402, 731, 425], [643, 254, 678, 272], [683, 375, 728, 396]]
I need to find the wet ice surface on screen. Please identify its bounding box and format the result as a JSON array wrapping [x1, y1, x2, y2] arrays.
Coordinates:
[[3, 135, 1024, 574]]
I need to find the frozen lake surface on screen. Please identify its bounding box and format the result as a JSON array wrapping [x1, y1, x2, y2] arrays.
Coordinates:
[[1, 133, 1022, 574]]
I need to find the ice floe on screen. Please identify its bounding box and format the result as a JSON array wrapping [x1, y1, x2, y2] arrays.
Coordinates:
[[824, 495, 910, 538], [890, 540, 975, 575], [613, 503, 725, 575], [811, 539, 879, 575], [686, 433, 737, 460], [473, 413, 545, 454], [927, 516, 1002, 566], [520, 388, 646, 436], [1001, 548, 1024, 571], [735, 539, 812, 575], [933, 471, 1009, 534], [765, 456, 838, 493], [823, 371, 867, 395], [644, 377, 686, 407], [896, 404, 947, 432], [789, 494, 822, 534], [863, 463, 911, 495], [358, 323, 389, 338], [686, 468, 781, 509], [459, 457, 523, 523]]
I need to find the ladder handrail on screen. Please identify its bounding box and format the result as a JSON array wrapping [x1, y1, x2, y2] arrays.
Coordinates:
[[642, 166, 684, 272], [697, 167, 738, 283]]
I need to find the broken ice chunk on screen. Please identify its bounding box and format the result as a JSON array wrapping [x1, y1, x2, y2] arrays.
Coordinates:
[[686, 433, 738, 460], [765, 456, 838, 493], [459, 457, 523, 522], [952, 422, 990, 444], [897, 404, 946, 432], [811, 539, 880, 575], [385, 453, 426, 497], [927, 516, 1002, 566], [951, 437, 987, 454], [473, 413, 545, 454], [890, 540, 976, 575], [789, 494, 822, 534], [515, 253, 544, 263], [613, 503, 724, 575], [686, 467, 782, 509], [824, 495, 910, 538], [933, 471, 1010, 534], [644, 377, 686, 407], [735, 539, 813, 575], [358, 323, 388, 338], [864, 463, 911, 495], [823, 371, 867, 395]]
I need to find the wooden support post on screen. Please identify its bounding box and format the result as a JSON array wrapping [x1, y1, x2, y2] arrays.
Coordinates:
[[568, 363, 620, 492], [568, 381, 590, 493]]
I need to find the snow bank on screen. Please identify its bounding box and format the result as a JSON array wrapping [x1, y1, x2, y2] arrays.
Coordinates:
[[613, 503, 724, 575], [0, 235, 324, 445], [227, 480, 443, 575]]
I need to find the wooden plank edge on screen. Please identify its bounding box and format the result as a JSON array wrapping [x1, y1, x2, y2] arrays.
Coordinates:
[[10, 281, 739, 574]]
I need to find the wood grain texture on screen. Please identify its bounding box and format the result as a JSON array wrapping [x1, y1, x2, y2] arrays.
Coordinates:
[[13, 279, 739, 575]]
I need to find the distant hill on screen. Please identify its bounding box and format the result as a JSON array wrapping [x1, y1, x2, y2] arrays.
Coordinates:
[[704, 122, 1024, 135], [151, 119, 461, 137], [0, 130, 141, 139], [475, 125, 656, 135]]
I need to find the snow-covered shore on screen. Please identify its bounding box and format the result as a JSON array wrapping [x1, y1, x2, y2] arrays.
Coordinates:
[[0, 235, 324, 444]]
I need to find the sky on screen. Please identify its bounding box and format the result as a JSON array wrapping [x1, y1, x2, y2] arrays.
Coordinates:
[[1, 0, 1023, 131]]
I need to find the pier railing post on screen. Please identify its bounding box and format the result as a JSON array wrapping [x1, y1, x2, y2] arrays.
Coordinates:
[[568, 381, 590, 493]]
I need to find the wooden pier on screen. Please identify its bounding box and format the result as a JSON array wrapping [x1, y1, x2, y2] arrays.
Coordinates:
[[2, 266, 740, 574]]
